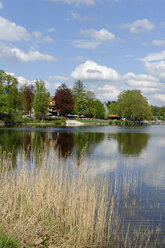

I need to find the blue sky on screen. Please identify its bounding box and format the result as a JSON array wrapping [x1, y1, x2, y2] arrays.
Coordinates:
[[0, 0, 165, 105]]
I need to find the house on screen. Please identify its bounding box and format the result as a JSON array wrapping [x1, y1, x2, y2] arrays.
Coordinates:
[[107, 114, 120, 120], [48, 98, 57, 115]]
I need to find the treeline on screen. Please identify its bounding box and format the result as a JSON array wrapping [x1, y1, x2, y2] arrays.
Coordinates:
[[1, 70, 164, 124], [151, 105, 165, 120], [54, 80, 105, 119], [107, 90, 152, 121], [0, 71, 105, 123]]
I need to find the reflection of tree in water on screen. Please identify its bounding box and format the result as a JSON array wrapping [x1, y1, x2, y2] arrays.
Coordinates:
[[22, 131, 33, 160], [32, 131, 48, 165], [52, 132, 74, 158], [0, 130, 105, 168], [52, 132, 105, 161], [110, 133, 150, 156], [0, 130, 49, 168], [0, 130, 23, 168], [73, 132, 105, 162]]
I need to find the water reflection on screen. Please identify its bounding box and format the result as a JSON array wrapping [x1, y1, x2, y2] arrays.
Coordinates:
[[53, 132, 74, 158], [0, 127, 165, 246], [0, 129, 105, 167], [110, 133, 150, 156]]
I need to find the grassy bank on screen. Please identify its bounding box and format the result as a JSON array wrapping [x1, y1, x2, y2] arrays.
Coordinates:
[[0, 154, 158, 247]]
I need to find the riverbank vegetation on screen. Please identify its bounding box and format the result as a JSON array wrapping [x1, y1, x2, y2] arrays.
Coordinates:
[[0, 152, 159, 248], [1, 69, 164, 126]]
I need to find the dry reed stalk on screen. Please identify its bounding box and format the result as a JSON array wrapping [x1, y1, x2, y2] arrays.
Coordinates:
[[0, 152, 158, 248]]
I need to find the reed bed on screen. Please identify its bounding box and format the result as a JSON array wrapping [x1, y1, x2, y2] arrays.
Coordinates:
[[0, 153, 158, 248]]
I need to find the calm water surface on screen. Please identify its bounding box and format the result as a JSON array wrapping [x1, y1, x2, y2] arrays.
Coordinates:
[[0, 125, 165, 245]]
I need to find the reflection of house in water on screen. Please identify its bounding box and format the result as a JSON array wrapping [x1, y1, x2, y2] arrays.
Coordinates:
[[107, 115, 120, 120]]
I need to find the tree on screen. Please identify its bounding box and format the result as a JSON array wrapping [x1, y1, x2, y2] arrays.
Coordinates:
[[22, 84, 34, 116], [73, 80, 86, 99], [5, 74, 19, 112], [73, 80, 88, 115], [0, 71, 7, 113], [85, 91, 96, 117], [33, 80, 50, 120], [0, 70, 20, 114], [94, 100, 105, 119], [117, 90, 152, 121], [107, 101, 118, 115], [54, 83, 74, 115]]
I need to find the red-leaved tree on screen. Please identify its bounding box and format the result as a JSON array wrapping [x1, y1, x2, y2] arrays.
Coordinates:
[[54, 84, 74, 115], [22, 84, 34, 116]]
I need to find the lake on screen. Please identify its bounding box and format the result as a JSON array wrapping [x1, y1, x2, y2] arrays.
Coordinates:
[[0, 124, 165, 246]]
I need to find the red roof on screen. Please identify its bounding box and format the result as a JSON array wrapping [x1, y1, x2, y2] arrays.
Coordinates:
[[108, 115, 119, 117]]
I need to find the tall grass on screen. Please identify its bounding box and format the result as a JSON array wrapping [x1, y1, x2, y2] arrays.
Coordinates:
[[0, 153, 158, 247]]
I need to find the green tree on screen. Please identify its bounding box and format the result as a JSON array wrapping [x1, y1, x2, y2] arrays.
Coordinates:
[[77, 96, 88, 115], [33, 80, 50, 120], [73, 80, 88, 115], [117, 90, 152, 121], [73, 80, 86, 99], [107, 101, 118, 115], [0, 71, 7, 113], [94, 100, 105, 119], [5, 74, 19, 112], [85, 91, 96, 117]]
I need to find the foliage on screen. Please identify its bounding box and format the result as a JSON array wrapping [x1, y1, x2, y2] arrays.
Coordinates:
[[117, 90, 152, 121], [94, 99, 105, 119], [72, 81, 105, 118], [85, 91, 97, 117], [106, 101, 118, 115], [32, 80, 50, 119], [73, 80, 88, 115], [151, 105, 165, 120], [73, 80, 86, 99], [76, 96, 88, 115], [21, 84, 34, 116], [54, 83, 74, 115], [4, 111, 23, 126], [0, 70, 20, 113]]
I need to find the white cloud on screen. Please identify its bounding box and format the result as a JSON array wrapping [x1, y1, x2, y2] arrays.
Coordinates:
[[126, 79, 158, 87], [0, 43, 56, 62], [121, 19, 155, 33], [0, 2, 3, 9], [32, 31, 54, 43], [71, 60, 120, 81], [153, 94, 165, 102], [142, 50, 165, 62], [50, 0, 95, 6], [53, 82, 62, 88], [73, 40, 100, 49], [152, 40, 165, 46], [49, 75, 69, 81], [43, 36, 54, 43], [66, 11, 96, 21], [73, 56, 87, 61], [47, 28, 56, 33], [144, 61, 165, 80], [97, 85, 120, 100], [80, 28, 115, 40], [0, 16, 30, 41], [17, 76, 32, 86], [70, 60, 165, 104]]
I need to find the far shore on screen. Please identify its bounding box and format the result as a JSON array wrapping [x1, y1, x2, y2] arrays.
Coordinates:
[[0, 119, 164, 127]]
